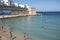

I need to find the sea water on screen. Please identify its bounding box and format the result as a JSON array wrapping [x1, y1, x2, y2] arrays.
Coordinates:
[[1, 12, 60, 40]]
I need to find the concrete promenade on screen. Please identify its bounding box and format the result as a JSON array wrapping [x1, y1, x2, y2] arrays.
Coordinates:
[[0, 14, 38, 19]]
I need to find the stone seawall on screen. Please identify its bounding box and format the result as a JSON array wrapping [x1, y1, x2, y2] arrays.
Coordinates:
[[0, 14, 38, 19]]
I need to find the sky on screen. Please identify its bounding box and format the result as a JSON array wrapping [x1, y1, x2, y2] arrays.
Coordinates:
[[13, 0, 60, 11]]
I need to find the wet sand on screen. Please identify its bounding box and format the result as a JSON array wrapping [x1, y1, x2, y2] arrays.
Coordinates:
[[12, 31, 40, 40]]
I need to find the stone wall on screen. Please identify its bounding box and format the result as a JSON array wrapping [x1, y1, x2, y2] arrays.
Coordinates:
[[11, 8, 29, 15], [0, 6, 36, 15], [28, 7, 36, 15]]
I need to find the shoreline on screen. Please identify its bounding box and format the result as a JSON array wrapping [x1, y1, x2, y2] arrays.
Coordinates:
[[0, 14, 40, 19]]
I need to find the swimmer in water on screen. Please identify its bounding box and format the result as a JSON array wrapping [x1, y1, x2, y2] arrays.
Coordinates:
[[42, 25, 48, 29]]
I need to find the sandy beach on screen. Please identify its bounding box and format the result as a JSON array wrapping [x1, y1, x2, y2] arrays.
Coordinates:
[[12, 31, 40, 40]]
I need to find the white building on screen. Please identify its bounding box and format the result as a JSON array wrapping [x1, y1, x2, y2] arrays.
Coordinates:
[[0, 0, 14, 6], [13, 3, 29, 8], [14, 3, 18, 7], [19, 4, 25, 8], [18, 4, 30, 8], [25, 4, 30, 8], [0, 0, 4, 5], [0, 0, 31, 8], [3, 0, 10, 6]]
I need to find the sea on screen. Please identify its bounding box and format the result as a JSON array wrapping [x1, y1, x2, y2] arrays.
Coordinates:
[[1, 12, 60, 40]]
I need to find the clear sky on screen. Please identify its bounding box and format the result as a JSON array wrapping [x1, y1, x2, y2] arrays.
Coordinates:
[[13, 0, 60, 11]]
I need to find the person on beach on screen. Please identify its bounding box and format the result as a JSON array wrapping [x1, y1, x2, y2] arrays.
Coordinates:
[[24, 33, 29, 40], [0, 26, 3, 33]]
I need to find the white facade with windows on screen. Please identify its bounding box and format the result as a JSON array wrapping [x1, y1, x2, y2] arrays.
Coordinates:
[[3, 0, 10, 6], [0, 0, 4, 5], [24, 4, 30, 8], [0, 0, 30, 8], [19, 4, 25, 8], [14, 3, 18, 7], [0, 0, 14, 6], [0, 0, 10, 6]]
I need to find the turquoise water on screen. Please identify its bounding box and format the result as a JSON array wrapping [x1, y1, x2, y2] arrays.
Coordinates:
[[1, 13, 60, 40]]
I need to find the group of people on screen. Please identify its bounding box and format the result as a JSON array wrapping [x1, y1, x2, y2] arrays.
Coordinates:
[[24, 33, 32, 40], [0, 26, 30, 40], [0, 26, 3, 40], [0, 26, 16, 40]]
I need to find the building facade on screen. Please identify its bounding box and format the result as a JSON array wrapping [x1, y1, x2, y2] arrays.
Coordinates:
[[0, 0, 14, 6], [27, 7, 36, 15], [0, 0, 36, 15], [0, 0, 4, 5]]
